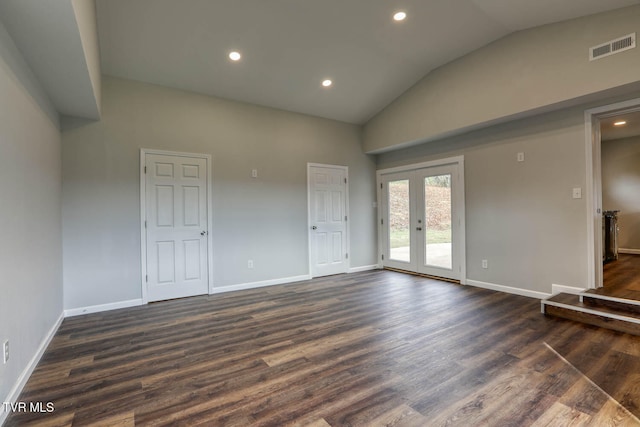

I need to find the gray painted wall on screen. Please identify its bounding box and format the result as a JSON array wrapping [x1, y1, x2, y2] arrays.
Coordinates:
[[0, 21, 62, 417], [62, 76, 377, 310], [602, 136, 640, 250], [378, 103, 608, 294], [365, 5, 640, 153], [0, 19, 58, 126]]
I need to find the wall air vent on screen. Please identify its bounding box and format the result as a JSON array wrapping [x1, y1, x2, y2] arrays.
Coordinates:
[[590, 33, 636, 61]]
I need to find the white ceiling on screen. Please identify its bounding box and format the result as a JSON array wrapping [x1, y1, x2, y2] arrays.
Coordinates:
[[95, 0, 640, 124], [2, 1, 638, 124], [601, 111, 640, 141]]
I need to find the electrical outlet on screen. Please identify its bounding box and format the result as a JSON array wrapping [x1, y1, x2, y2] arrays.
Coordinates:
[[517, 152, 525, 162], [482, 260, 488, 269], [248, 260, 254, 269], [251, 169, 258, 178], [3, 340, 8, 364], [572, 187, 582, 199]]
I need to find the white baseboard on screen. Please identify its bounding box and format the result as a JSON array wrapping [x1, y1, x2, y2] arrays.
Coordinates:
[[466, 279, 551, 300], [210, 274, 312, 295], [211, 267, 380, 295], [348, 265, 379, 273], [551, 283, 587, 295], [64, 298, 144, 317], [66, 268, 380, 316], [619, 248, 640, 255], [1, 312, 64, 425]]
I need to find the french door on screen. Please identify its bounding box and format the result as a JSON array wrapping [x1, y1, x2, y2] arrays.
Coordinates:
[[380, 162, 463, 281]]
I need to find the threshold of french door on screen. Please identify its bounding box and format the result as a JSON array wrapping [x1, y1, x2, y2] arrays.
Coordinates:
[[383, 267, 460, 285]]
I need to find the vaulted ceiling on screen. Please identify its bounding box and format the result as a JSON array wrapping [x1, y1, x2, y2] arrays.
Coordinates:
[[1, 0, 639, 124], [96, 0, 640, 124]]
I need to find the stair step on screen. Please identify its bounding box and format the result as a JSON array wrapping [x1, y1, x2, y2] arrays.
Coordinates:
[[581, 291, 640, 315], [542, 293, 640, 336]]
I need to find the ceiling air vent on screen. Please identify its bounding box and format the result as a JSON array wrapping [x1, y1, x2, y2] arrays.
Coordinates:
[[590, 33, 636, 61]]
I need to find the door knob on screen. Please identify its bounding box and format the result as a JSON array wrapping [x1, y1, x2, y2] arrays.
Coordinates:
[[312, 226, 317, 230], [200, 231, 207, 236], [416, 227, 422, 231]]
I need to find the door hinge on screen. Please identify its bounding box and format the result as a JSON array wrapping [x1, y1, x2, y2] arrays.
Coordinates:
[[345, 215, 348, 221], [381, 218, 383, 225], [345, 253, 349, 259], [344, 178, 347, 184], [380, 183, 383, 189], [381, 254, 384, 260], [145, 275, 148, 282], [145, 220, 147, 229], [144, 166, 147, 174]]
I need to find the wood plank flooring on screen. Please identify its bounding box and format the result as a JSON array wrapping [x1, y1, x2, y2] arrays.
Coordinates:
[[6, 270, 640, 426], [599, 254, 640, 300]]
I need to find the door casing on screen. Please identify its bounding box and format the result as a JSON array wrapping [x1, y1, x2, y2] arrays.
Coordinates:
[[140, 149, 214, 303]]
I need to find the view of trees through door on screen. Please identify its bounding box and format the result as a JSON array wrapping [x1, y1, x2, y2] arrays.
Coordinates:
[[381, 161, 462, 280], [389, 176, 452, 266]]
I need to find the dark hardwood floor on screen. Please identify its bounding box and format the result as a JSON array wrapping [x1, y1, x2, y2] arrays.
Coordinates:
[[6, 270, 640, 426], [598, 254, 640, 300]]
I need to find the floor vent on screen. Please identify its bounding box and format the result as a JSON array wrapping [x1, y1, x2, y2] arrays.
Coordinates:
[[590, 33, 636, 61]]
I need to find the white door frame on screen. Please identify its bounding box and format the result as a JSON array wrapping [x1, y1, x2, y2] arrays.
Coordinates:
[[307, 163, 350, 277], [585, 97, 640, 289], [376, 155, 466, 284], [140, 148, 214, 304]]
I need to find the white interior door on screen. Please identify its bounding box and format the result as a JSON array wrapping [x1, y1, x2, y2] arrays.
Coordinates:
[[308, 164, 349, 277], [145, 153, 209, 302], [381, 163, 462, 281]]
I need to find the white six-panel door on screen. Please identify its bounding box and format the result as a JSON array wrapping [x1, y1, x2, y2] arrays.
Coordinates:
[[145, 153, 209, 302], [308, 165, 349, 277]]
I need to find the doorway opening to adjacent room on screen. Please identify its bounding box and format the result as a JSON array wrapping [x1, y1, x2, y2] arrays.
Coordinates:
[[140, 149, 213, 303], [585, 98, 640, 290], [377, 156, 465, 283]]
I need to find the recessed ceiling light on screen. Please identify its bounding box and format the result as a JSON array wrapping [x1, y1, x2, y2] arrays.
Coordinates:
[[614, 120, 627, 126], [229, 51, 241, 61], [393, 11, 407, 21], [322, 79, 333, 88]]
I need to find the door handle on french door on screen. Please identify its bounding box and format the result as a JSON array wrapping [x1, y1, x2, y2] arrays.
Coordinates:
[[200, 231, 207, 236], [416, 227, 422, 231], [312, 226, 317, 230]]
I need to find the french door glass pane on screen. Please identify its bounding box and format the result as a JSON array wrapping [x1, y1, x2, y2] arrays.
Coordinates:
[[424, 174, 452, 269], [389, 179, 410, 262]]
